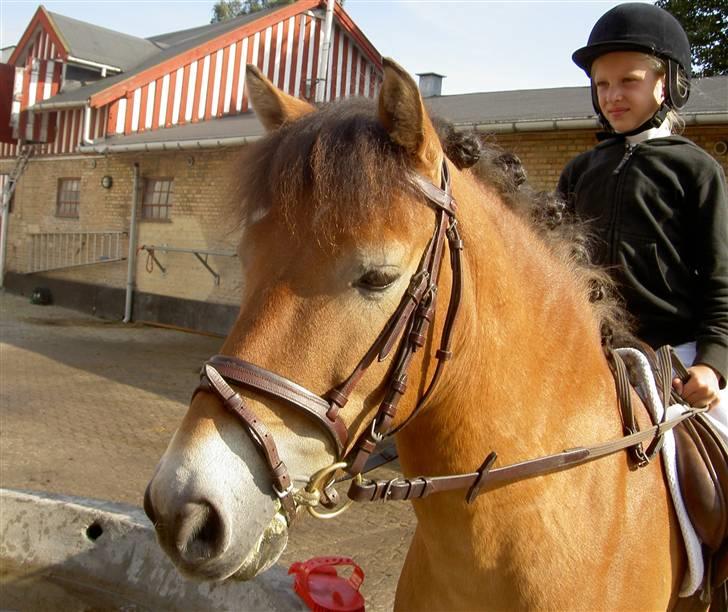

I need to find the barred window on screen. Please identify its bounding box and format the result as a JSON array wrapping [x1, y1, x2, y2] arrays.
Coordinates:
[[142, 178, 174, 220], [56, 178, 80, 218]]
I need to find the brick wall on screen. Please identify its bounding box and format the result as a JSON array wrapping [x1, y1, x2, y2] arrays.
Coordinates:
[[0, 148, 245, 308], [489, 125, 728, 192], [2, 123, 726, 329]]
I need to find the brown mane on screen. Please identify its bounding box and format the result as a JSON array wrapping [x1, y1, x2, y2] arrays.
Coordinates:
[[435, 122, 637, 348], [236, 98, 426, 244], [236, 98, 635, 347]]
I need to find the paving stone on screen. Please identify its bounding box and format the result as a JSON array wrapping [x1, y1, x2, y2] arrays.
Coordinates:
[[0, 292, 414, 610]]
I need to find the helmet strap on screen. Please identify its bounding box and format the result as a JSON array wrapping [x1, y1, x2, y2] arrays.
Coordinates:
[[591, 84, 672, 138], [616, 103, 671, 138], [666, 59, 690, 110]]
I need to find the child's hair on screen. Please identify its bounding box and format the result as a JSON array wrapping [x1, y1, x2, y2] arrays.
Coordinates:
[[642, 54, 686, 134]]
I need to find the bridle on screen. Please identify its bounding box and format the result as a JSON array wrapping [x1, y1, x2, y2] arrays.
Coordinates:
[[193, 158, 706, 526], [193, 158, 463, 524]]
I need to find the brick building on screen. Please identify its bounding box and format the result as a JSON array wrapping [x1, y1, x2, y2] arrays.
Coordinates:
[[0, 1, 383, 333], [1, 2, 726, 334], [425, 76, 728, 191]]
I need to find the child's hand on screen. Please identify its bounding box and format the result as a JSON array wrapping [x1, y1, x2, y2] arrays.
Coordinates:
[[672, 364, 720, 409]]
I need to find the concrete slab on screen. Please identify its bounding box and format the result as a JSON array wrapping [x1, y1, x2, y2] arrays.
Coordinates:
[[0, 291, 415, 611], [0, 488, 305, 611]]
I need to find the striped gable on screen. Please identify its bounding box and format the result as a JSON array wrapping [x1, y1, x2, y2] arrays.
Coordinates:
[[1, 1, 383, 157], [94, 1, 383, 138], [5, 7, 66, 152]]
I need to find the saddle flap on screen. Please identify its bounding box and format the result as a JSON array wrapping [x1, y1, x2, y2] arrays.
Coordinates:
[[674, 413, 728, 552]]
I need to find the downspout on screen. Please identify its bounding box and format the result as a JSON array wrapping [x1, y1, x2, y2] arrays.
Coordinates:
[[82, 104, 93, 144], [314, 0, 335, 103], [0, 182, 10, 288], [123, 162, 140, 323]]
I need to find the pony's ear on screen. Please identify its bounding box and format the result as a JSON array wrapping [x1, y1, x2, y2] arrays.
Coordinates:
[[246, 64, 315, 131], [378, 58, 442, 178]]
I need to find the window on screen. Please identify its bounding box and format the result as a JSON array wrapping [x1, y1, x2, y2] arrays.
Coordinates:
[[142, 178, 174, 220], [56, 178, 80, 218]]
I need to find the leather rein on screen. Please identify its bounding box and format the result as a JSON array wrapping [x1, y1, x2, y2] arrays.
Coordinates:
[[193, 160, 705, 524]]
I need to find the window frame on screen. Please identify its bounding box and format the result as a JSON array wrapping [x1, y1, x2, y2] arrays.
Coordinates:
[[56, 177, 81, 218], [141, 177, 174, 221]]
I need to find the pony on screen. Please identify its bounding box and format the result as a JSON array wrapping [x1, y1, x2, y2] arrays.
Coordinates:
[[144, 59, 690, 610]]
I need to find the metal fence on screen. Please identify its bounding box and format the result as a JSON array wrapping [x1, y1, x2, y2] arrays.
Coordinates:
[[27, 231, 127, 273]]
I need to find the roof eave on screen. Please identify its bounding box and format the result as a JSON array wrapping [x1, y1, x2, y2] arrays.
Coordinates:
[[78, 135, 261, 154], [455, 112, 728, 134], [30, 99, 87, 111]]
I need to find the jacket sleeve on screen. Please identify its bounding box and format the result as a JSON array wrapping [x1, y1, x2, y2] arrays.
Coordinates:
[[694, 161, 728, 387]]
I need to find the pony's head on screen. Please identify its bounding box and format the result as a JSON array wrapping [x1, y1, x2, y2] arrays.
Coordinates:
[[143, 59, 462, 581]]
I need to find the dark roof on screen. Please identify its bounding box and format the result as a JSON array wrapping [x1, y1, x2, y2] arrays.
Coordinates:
[[34, 5, 299, 110], [48, 11, 161, 71], [425, 76, 728, 127], [32, 67, 132, 109], [81, 75, 728, 150], [148, 6, 281, 48], [101, 112, 265, 147]]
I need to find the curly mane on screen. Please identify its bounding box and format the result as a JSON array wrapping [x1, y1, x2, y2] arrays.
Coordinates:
[[434, 121, 637, 349]]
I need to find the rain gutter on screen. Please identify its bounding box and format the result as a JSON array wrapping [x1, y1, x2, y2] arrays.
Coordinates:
[[78, 135, 261, 154], [67, 55, 122, 77], [457, 112, 728, 133], [30, 99, 86, 111]]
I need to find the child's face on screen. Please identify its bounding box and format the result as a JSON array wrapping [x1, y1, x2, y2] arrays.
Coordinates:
[[592, 51, 665, 133]]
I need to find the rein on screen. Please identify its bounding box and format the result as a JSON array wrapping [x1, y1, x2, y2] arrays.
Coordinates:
[[194, 161, 705, 523]]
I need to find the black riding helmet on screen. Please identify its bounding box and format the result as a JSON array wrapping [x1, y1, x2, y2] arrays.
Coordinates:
[[572, 3, 692, 133]]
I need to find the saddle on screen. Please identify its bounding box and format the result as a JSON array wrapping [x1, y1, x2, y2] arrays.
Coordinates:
[[675, 410, 728, 600], [645, 346, 728, 602]]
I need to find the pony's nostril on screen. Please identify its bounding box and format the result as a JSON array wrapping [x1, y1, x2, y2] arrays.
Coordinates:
[[175, 501, 226, 562], [143, 483, 157, 525]]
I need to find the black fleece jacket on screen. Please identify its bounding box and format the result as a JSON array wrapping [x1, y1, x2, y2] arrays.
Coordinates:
[[557, 135, 728, 385]]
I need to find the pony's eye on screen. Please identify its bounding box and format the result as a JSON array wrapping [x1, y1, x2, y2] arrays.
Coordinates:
[[355, 269, 400, 292]]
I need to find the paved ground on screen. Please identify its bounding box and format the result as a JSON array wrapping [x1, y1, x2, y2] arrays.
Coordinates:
[[0, 291, 414, 611]]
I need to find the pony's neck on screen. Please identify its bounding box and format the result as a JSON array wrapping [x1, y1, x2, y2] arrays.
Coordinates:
[[397, 174, 619, 483]]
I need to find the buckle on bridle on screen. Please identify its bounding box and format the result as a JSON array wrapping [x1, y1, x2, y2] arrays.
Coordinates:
[[370, 419, 385, 443], [273, 481, 294, 499], [304, 461, 361, 520]]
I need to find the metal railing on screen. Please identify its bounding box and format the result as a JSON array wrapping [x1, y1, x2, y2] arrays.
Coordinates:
[[139, 244, 237, 285], [27, 231, 128, 273]]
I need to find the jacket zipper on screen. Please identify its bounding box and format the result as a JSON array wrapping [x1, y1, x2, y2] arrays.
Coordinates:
[[613, 143, 637, 175], [608, 142, 638, 264]]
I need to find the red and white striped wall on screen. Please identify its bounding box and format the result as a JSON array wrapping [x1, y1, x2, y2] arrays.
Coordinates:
[[17, 57, 64, 142], [1, 107, 100, 157], [99, 14, 382, 137], [6, 10, 67, 148], [23, 28, 62, 62], [0, 142, 18, 158], [1, 2, 383, 158]]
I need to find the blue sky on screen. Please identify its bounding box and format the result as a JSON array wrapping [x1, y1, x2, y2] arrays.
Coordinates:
[[1, 0, 646, 94]]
